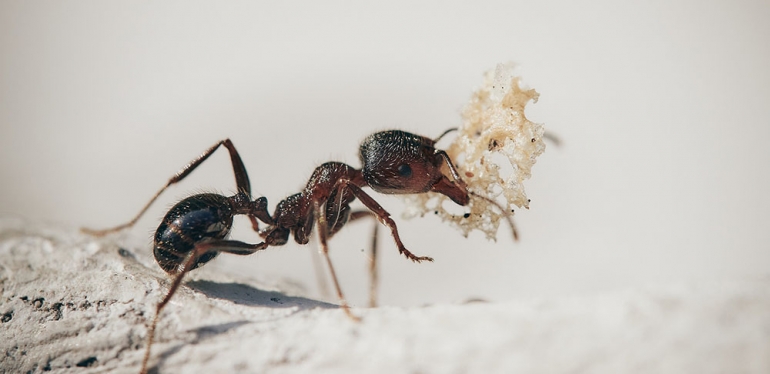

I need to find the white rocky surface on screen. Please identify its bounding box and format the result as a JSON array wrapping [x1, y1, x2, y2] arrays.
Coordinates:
[[1, 218, 769, 374]]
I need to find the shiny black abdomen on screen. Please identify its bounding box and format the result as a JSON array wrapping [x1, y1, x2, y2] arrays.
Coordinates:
[[153, 193, 234, 274]]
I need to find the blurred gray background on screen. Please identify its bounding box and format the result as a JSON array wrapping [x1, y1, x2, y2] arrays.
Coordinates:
[[2, 1, 768, 307]]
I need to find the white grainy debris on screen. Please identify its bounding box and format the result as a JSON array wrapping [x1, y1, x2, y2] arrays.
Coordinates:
[[403, 62, 545, 239]]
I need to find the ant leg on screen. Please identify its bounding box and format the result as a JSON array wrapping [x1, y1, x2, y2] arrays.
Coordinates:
[[324, 182, 380, 306], [308, 212, 376, 305], [346, 184, 433, 263], [248, 216, 261, 233], [312, 201, 361, 322], [83, 139, 251, 237], [348, 211, 379, 307], [308, 242, 331, 299], [140, 239, 267, 374]]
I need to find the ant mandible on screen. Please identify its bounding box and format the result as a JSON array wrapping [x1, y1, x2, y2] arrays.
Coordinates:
[[82, 129, 516, 374]]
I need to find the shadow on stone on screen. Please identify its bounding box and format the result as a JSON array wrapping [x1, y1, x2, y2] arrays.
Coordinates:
[[186, 279, 337, 310], [147, 280, 339, 373]]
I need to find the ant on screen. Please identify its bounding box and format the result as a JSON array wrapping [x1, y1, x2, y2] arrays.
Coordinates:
[[82, 129, 517, 374]]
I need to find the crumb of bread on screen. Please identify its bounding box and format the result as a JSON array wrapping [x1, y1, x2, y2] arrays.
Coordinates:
[[402, 63, 545, 240]]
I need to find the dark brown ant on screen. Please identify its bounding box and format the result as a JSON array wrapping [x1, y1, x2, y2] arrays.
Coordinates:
[[82, 129, 517, 374]]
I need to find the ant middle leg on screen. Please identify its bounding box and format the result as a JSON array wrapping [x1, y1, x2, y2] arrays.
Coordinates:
[[313, 201, 361, 322], [348, 210, 380, 307], [313, 210, 379, 308], [83, 139, 251, 237], [140, 239, 268, 374], [323, 183, 382, 307]]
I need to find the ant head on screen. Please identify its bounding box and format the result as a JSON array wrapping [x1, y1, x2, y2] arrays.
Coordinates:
[[359, 130, 469, 205]]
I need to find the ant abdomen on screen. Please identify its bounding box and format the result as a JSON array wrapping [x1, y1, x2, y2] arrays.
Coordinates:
[[153, 193, 234, 274]]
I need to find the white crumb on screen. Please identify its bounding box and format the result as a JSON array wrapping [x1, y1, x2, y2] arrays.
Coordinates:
[[403, 63, 545, 239]]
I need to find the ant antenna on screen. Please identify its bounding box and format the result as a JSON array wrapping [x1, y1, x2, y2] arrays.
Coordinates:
[[434, 127, 458, 143], [543, 132, 562, 147], [469, 191, 519, 241]]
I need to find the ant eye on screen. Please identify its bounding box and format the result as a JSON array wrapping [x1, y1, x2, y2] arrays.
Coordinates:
[[397, 164, 412, 177]]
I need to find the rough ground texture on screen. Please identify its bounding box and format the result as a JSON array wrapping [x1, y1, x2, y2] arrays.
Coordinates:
[[1, 218, 769, 374]]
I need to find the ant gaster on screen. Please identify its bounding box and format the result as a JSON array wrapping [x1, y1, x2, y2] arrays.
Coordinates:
[[82, 129, 516, 374]]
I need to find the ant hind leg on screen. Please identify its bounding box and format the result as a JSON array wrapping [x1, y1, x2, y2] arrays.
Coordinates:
[[82, 139, 251, 237], [140, 239, 267, 374]]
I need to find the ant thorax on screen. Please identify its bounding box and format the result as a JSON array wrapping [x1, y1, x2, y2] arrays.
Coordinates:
[[402, 63, 546, 240]]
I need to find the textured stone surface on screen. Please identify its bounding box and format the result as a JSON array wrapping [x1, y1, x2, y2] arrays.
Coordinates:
[[1, 218, 769, 373]]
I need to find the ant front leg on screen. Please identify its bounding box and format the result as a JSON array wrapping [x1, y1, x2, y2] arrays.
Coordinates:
[[347, 184, 433, 263], [140, 239, 268, 374], [82, 139, 253, 236]]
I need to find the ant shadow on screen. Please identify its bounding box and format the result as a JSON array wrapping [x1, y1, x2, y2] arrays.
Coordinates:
[[186, 279, 337, 310], [146, 280, 337, 373]]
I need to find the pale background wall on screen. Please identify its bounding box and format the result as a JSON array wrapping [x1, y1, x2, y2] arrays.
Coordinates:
[[1, 1, 768, 307]]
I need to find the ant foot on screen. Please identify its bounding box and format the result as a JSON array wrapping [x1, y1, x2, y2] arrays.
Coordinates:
[[80, 227, 112, 237], [341, 305, 362, 322], [399, 248, 434, 263]]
